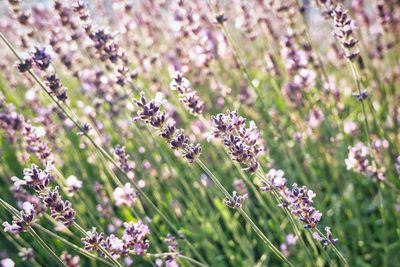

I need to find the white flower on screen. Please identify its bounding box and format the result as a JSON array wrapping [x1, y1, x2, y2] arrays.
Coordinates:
[[34, 126, 46, 138], [307, 190, 316, 201], [2, 222, 18, 234], [154, 92, 166, 106], [22, 202, 34, 214], [286, 233, 298, 246], [11, 176, 26, 188], [66, 176, 83, 189], [345, 157, 356, 170], [109, 235, 124, 251], [1, 258, 15, 267], [113, 183, 137, 207]]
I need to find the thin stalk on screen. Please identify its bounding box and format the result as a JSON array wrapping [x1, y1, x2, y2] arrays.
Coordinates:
[[28, 229, 67, 267], [377, 185, 389, 266], [348, 61, 376, 167]]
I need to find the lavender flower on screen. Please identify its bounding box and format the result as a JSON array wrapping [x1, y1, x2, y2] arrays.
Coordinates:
[[22, 124, 54, 166], [170, 73, 205, 116], [82, 228, 105, 253], [375, 0, 394, 33], [10, 165, 76, 226], [2, 202, 35, 234], [345, 142, 386, 181], [18, 247, 33, 262], [11, 164, 51, 192], [0, 95, 24, 142], [44, 74, 68, 101], [211, 110, 262, 173], [65, 176, 83, 196], [165, 234, 179, 253], [122, 221, 150, 255], [330, 5, 360, 60], [284, 183, 321, 229], [260, 169, 337, 245], [103, 235, 128, 257], [134, 93, 201, 163], [215, 13, 228, 25], [16, 58, 32, 73], [113, 145, 135, 173], [42, 187, 76, 226], [31, 47, 52, 71], [113, 183, 137, 207], [312, 227, 339, 247], [60, 251, 80, 267], [223, 191, 248, 209], [280, 34, 316, 106], [280, 234, 297, 257]]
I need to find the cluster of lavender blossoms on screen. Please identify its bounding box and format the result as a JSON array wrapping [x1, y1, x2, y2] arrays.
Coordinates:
[[280, 34, 316, 106], [134, 92, 201, 163], [260, 169, 337, 247], [345, 142, 386, 181], [169, 73, 205, 116], [60, 251, 80, 267], [113, 144, 135, 173], [16, 46, 68, 102], [223, 191, 248, 209], [82, 221, 150, 259], [156, 234, 179, 267], [280, 234, 297, 257], [330, 4, 360, 61], [72, 1, 133, 87], [2, 202, 35, 234], [3, 165, 76, 234], [211, 110, 262, 173], [0, 94, 23, 142], [22, 123, 54, 166], [113, 183, 138, 208]]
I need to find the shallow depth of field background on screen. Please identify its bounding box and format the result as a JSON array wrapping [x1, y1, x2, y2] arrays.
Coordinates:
[[0, 0, 399, 267]]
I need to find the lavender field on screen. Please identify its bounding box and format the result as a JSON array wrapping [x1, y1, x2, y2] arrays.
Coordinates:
[[0, 0, 399, 266]]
